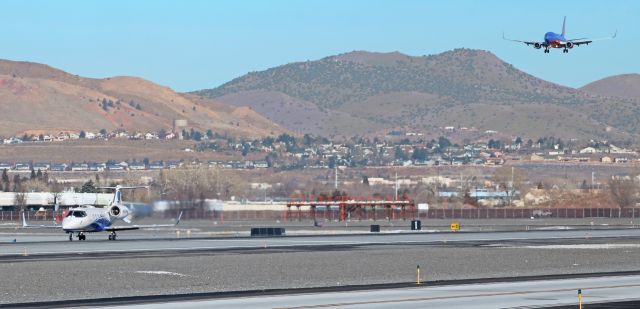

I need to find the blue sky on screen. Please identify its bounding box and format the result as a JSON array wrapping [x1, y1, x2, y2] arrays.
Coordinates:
[[1, 0, 638, 92]]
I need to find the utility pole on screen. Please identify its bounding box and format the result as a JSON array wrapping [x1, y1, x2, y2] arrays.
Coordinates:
[[510, 166, 514, 207], [334, 165, 338, 190], [395, 172, 398, 201], [435, 166, 439, 208]]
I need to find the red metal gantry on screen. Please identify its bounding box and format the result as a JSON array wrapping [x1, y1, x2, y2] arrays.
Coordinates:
[[285, 197, 415, 222]]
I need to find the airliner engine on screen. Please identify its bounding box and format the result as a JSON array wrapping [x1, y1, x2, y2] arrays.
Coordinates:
[[566, 41, 574, 49], [109, 205, 129, 219], [534, 42, 542, 49]]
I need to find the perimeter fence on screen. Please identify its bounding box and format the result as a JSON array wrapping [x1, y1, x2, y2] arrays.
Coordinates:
[[2, 207, 637, 222]]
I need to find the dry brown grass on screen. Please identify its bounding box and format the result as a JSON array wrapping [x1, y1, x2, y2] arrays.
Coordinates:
[[0, 140, 248, 162]]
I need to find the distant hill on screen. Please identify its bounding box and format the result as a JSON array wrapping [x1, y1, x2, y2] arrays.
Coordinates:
[[580, 74, 640, 100], [193, 49, 640, 141], [0, 59, 285, 137]]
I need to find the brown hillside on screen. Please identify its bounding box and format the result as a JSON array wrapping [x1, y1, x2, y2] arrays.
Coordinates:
[[0, 59, 285, 137], [211, 90, 377, 137], [580, 74, 640, 100], [194, 49, 640, 141]]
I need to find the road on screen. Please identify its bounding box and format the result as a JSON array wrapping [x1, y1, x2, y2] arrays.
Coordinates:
[[85, 275, 640, 309]]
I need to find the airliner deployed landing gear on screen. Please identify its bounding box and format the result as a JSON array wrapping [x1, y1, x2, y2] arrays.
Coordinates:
[[77, 232, 86, 241], [108, 231, 117, 241], [68, 233, 73, 242], [563, 48, 568, 53], [544, 49, 550, 53]]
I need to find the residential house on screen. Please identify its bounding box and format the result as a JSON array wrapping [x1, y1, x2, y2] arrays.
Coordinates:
[[33, 162, 50, 171], [106, 164, 124, 170], [14, 162, 31, 171], [579, 147, 598, 154], [254, 160, 269, 168], [89, 163, 106, 172], [50, 163, 68, 171], [0, 162, 13, 170], [149, 161, 165, 170], [129, 162, 147, 170], [71, 163, 89, 171], [614, 157, 629, 163]]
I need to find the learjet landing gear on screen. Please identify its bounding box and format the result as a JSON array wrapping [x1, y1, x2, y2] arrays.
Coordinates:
[[108, 231, 117, 241]]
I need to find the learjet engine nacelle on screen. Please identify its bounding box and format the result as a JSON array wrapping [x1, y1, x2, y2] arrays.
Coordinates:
[[109, 205, 129, 219], [533, 43, 542, 49], [566, 41, 574, 49]]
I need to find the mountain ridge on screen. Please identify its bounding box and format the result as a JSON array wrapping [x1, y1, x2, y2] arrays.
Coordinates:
[[193, 48, 640, 140], [0, 59, 286, 137]]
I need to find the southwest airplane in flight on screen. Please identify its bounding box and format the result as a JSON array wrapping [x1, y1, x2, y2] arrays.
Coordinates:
[[22, 185, 182, 241], [503, 16, 616, 53]]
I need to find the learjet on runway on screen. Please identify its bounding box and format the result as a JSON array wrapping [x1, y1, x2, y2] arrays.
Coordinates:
[[503, 16, 616, 53], [22, 185, 182, 241]]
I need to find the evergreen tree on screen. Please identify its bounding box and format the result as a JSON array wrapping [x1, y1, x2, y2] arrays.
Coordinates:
[[581, 179, 589, 191], [1, 169, 9, 191], [526, 139, 534, 148], [36, 169, 43, 180], [12, 174, 21, 192], [101, 98, 109, 111], [303, 134, 314, 146], [394, 146, 407, 161], [30, 168, 36, 180], [80, 180, 96, 193], [437, 136, 451, 152], [192, 131, 202, 141], [411, 148, 428, 161]]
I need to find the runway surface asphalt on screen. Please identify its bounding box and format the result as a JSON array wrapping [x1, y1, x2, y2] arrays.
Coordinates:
[[87, 275, 640, 309], [2, 225, 640, 307], [2, 228, 640, 256]]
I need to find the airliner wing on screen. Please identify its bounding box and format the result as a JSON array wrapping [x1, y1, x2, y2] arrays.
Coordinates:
[[22, 212, 61, 228], [568, 40, 592, 47], [502, 33, 546, 47], [105, 226, 140, 232], [107, 212, 182, 231], [568, 31, 617, 46]]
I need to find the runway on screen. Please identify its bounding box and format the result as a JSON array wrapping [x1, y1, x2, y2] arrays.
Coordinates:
[[2, 227, 640, 306], [2, 228, 640, 256], [31, 275, 640, 309], [2, 234, 640, 305], [98, 275, 640, 309]]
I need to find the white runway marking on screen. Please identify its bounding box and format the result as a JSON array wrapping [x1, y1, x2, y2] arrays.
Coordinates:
[[134, 271, 189, 277], [513, 244, 640, 249]]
